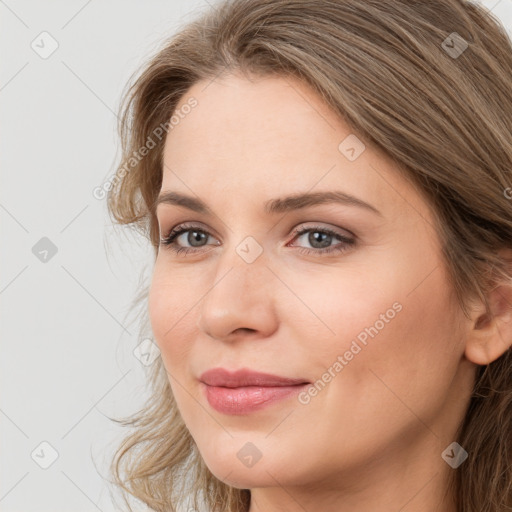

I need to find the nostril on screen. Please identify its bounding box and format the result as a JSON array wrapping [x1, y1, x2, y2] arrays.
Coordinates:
[[233, 327, 257, 335]]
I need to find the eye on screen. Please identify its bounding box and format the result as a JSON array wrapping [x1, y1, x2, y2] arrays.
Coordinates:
[[159, 223, 356, 256], [288, 225, 356, 256], [159, 222, 218, 256]]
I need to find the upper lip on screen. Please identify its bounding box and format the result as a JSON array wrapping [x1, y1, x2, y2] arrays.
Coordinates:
[[199, 368, 310, 388]]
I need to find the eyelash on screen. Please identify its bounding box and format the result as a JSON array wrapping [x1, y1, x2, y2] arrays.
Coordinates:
[[159, 222, 356, 257]]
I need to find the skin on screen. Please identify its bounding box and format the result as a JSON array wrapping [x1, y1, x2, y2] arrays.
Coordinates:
[[148, 72, 512, 512]]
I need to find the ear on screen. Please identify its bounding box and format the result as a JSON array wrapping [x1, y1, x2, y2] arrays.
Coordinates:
[[465, 249, 512, 366]]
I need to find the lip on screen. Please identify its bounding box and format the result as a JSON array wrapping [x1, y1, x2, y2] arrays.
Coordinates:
[[199, 368, 310, 415]]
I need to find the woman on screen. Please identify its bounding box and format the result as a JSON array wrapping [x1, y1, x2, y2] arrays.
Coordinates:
[[106, 1, 512, 510]]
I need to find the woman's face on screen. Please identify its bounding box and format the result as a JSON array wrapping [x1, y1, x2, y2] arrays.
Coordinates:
[[149, 73, 476, 496]]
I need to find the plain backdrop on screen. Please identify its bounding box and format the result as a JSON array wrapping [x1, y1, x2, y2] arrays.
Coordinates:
[[1, 1, 511, 511]]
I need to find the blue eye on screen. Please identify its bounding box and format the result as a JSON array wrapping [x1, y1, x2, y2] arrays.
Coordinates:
[[159, 223, 355, 256]]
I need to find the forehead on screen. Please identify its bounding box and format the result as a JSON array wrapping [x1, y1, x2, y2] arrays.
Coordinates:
[[160, 73, 429, 226]]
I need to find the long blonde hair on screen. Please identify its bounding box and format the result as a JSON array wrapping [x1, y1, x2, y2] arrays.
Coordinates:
[[105, 1, 512, 510]]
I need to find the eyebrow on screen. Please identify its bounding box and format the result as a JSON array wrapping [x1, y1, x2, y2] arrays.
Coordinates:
[[154, 190, 382, 217]]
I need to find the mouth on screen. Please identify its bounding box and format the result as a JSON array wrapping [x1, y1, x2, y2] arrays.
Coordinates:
[[199, 368, 310, 415]]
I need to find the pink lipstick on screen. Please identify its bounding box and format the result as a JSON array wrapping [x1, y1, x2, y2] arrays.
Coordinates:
[[199, 368, 310, 415]]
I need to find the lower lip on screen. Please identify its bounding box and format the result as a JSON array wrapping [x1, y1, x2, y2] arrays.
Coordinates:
[[202, 383, 309, 415]]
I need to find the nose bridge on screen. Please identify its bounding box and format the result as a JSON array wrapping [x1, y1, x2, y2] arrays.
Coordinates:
[[212, 232, 269, 296], [196, 237, 277, 339]]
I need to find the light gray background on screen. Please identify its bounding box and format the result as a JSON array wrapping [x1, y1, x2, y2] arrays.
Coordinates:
[[1, 1, 511, 511]]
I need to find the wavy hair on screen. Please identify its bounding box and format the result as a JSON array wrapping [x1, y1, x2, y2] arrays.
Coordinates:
[[105, 1, 512, 510]]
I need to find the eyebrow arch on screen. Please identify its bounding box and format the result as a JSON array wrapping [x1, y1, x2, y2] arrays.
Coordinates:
[[154, 190, 382, 217]]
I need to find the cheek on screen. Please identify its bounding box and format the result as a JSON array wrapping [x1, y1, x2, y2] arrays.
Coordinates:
[[148, 264, 196, 370], [330, 270, 463, 422], [279, 265, 403, 362], [296, 258, 462, 415], [148, 266, 204, 420]]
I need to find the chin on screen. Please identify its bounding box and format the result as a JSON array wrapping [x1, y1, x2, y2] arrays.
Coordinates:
[[200, 443, 306, 489], [208, 463, 279, 489]]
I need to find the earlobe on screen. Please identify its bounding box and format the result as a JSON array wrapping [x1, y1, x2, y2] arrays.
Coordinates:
[[464, 278, 512, 366]]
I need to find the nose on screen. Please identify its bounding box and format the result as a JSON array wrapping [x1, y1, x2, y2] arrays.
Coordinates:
[[196, 244, 278, 342]]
